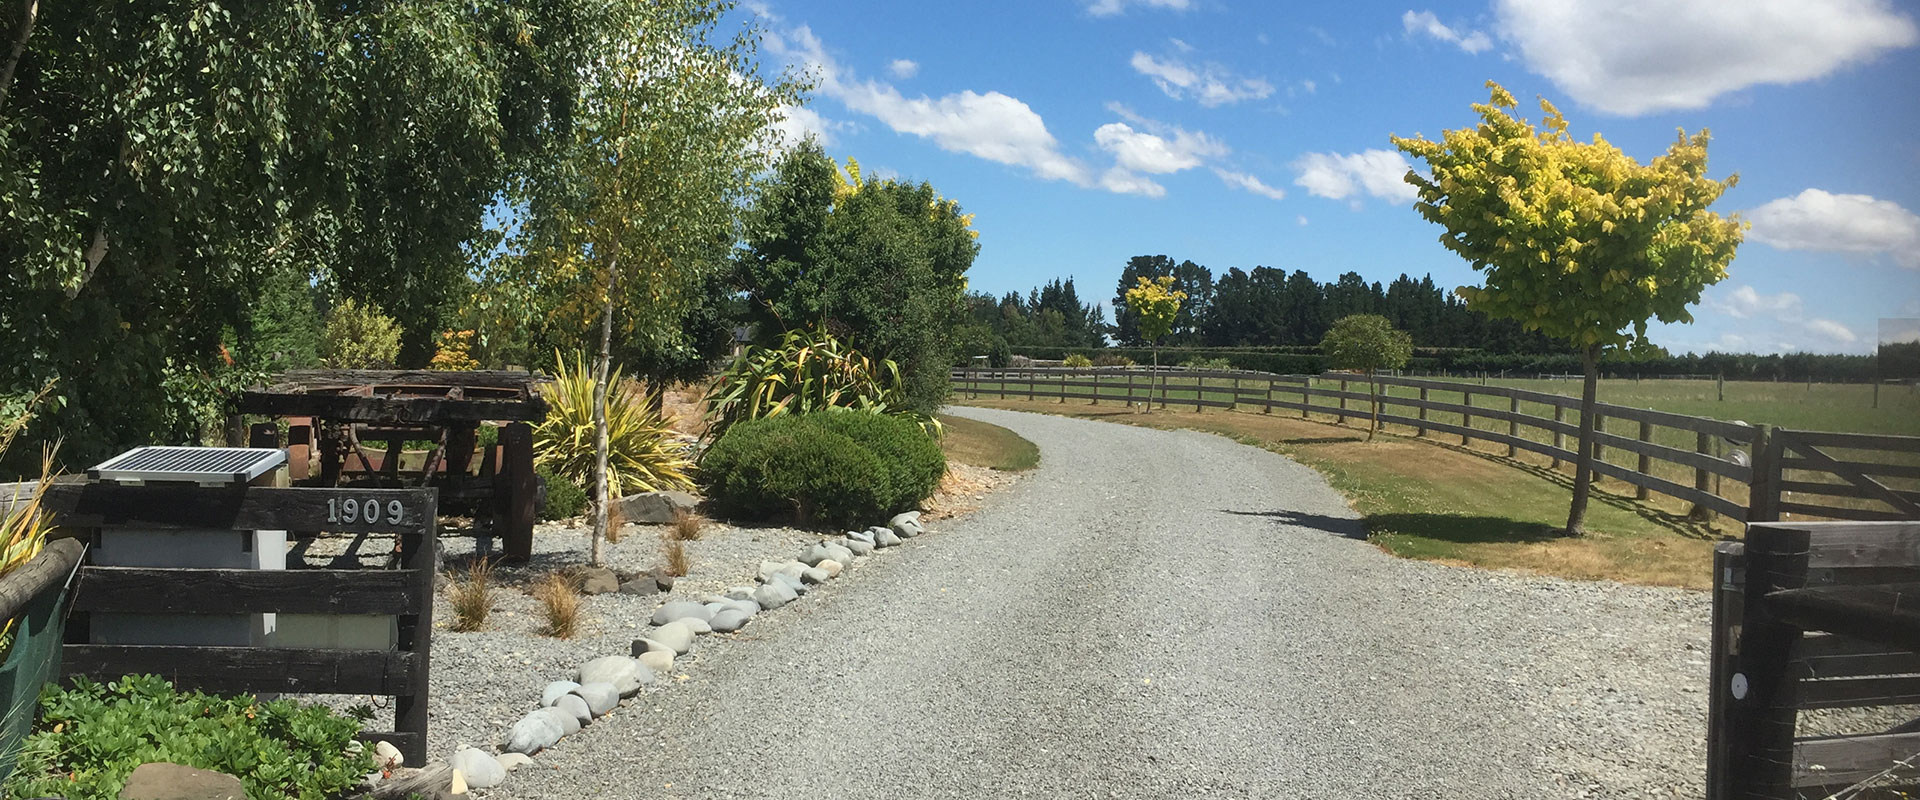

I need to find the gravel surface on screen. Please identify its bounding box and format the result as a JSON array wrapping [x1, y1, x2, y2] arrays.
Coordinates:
[[470, 407, 1713, 800]]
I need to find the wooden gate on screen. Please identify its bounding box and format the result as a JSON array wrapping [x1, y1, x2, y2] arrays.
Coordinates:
[[41, 483, 437, 763], [1708, 520, 1920, 799]]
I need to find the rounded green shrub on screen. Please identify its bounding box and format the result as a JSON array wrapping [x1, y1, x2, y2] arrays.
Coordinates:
[[802, 410, 945, 514], [700, 415, 889, 527], [537, 465, 588, 520]]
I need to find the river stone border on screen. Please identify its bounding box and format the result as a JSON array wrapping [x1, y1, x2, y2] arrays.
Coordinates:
[[389, 510, 929, 796]]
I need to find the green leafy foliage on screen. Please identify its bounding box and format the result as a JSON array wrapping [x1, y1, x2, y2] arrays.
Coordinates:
[[534, 352, 693, 498], [1179, 356, 1231, 370], [1062, 353, 1094, 369], [700, 415, 889, 527], [1321, 315, 1413, 375], [4, 675, 374, 800], [319, 298, 402, 370], [737, 143, 980, 414], [2, 0, 603, 467], [701, 327, 932, 444], [238, 264, 321, 373], [801, 410, 946, 516], [538, 464, 588, 520]]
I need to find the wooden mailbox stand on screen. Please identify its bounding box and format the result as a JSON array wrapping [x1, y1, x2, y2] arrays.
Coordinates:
[[43, 483, 439, 764]]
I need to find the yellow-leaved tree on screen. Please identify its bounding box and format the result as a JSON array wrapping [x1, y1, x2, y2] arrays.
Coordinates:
[[505, 0, 798, 565], [1392, 81, 1744, 536], [1124, 276, 1186, 413]]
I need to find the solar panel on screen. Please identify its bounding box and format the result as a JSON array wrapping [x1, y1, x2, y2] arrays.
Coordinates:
[[88, 446, 287, 485]]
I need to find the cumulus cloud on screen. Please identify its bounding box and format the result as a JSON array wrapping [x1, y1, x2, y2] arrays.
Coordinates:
[[769, 104, 844, 149], [1130, 51, 1275, 107], [1494, 0, 1918, 115], [1403, 10, 1492, 54], [1087, 0, 1192, 17], [1098, 168, 1167, 198], [1747, 189, 1920, 268], [1708, 285, 1803, 320], [1291, 149, 1419, 204], [1213, 169, 1287, 201], [887, 59, 919, 79], [1805, 318, 1860, 345], [765, 24, 1091, 186], [1094, 122, 1227, 174]]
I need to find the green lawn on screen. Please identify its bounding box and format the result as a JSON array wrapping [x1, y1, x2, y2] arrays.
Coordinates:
[[954, 397, 1721, 588], [937, 413, 1040, 472]]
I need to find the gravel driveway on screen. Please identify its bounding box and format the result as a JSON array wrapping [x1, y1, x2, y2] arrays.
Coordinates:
[[490, 407, 1711, 800]]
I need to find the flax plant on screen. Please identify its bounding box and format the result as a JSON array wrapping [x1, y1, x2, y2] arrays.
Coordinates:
[[701, 327, 936, 444]]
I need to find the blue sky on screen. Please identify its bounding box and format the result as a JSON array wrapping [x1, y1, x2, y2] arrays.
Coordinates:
[[742, 0, 1920, 354]]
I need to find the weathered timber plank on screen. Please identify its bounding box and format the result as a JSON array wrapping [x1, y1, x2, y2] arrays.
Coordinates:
[[40, 484, 436, 534], [72, 567, 420, 615]]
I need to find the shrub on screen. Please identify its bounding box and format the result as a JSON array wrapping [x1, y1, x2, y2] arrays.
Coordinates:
[[1062, 353, 1093, 369], [1091, 353, 1135, 367], [534, 351, 693, 499], [319, 298, 402, 369], [702, 327, 934, 443], [700, 415, 890, 526], [429, 329, 479, 371], [5, 675, 375, 800], [801, 410, 945, 515], [537, 465, 587, 520], [1180, 356, 1233, 370]]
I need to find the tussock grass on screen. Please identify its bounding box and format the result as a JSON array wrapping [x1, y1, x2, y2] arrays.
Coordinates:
[[661, 529, 691, 577], [668, 508, 705, 542], [532, 572, 580, 638], [446, 558, 494, 632]]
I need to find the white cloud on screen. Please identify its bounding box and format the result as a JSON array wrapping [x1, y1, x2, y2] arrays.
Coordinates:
[[1170, 38, 1194, 53], [1087, 0, 1192, 17], [1495, 0, 1919, 115], [1130, 51, 1275, 107], [769, 104, 844, 149], [1402, 10, 1492, 54], [887, 59, 918, 79], [1291, 149, 1419, 204], [1213, 169, 1287, 201], [1747, 189, 1920, 268], [1296, 215, 1309, 226], [1094, 122, 1227, 174], [1098, 168, 1166, 197], [1806, 318, 1860, 345], [765, 24, 1091, 187], [1709, 285, 1803, 320]]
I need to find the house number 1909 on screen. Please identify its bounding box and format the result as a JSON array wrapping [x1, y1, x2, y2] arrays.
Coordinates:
[[328, 497, 406, 525]]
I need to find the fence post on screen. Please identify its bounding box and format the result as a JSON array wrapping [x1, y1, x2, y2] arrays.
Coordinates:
[[1552, 405, 1566, 470], [1745, 424, 1779, 523], [1417, 386, 1429, 437], [1231, 375, 1239, 412], [1194, 373, 1204, 413], [1338, 378, 1348, 425], [1027, 370, 1035, 402], [1125, 369, 1135, 408], [1592, 412, 1606, 465], [1089, 369, 1099, 405], [1690, 430, 1713, 521], [1263, 376, 1273, 414], [1301, 377, 1311, 420], [1059, 370, 1067, 404], [1705, 541, 1744, 800], [998, 369, 1006, 401], [1461, 390, 1474, 447], [1717, 373, 1724, 402], [1727, 524, 1809, 800], [1507, 396, 1520, 458], [1635, 419, 1653, 500]]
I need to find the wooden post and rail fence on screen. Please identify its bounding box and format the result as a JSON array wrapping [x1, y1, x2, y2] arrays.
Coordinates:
[[952, 366, 1920, 525]]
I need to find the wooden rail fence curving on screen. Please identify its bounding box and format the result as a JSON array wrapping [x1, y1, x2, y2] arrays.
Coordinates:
[[953, 367, 1920, 524]]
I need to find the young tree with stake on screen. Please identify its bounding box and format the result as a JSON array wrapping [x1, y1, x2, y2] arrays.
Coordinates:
[[1321, 314, 1412, 441], [1124, 276, 1186, 413], [1393, 82, 1742, 536]]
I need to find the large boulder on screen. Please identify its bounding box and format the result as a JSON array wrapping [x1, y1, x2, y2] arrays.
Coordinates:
[[118, 762, 246, 800], [450, 747, 507, 790], [651, 601, 715, 626], [575, 655, 653, 697], [612, 491, 699, 524]]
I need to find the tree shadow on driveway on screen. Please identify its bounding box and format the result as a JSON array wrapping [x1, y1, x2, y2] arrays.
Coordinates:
[[1220, 508, 1368, 540]]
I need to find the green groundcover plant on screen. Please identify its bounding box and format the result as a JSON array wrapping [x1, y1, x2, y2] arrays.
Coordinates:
[[5, 675, 375, 800]]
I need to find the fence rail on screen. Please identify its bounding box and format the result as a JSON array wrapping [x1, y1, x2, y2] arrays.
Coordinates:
[[953, 367, 1920, 524]]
